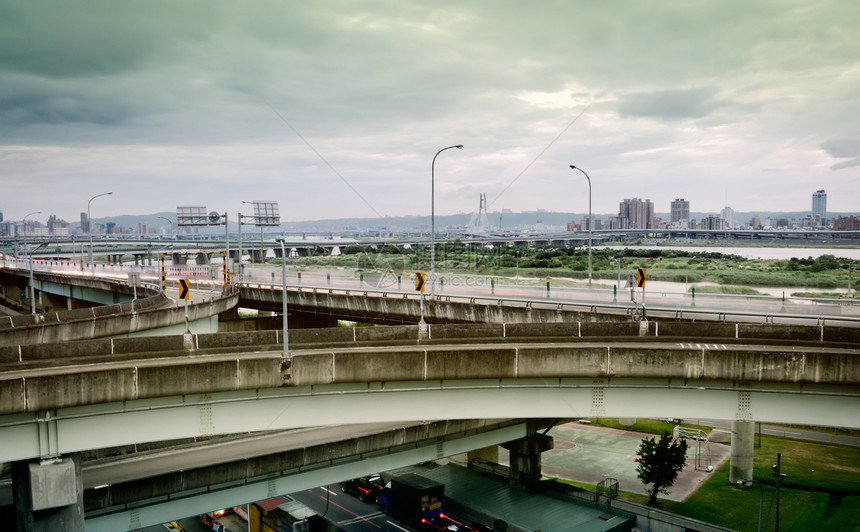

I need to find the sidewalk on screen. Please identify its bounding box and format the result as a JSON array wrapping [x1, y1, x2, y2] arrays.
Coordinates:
[[505, 421, 732, 502]]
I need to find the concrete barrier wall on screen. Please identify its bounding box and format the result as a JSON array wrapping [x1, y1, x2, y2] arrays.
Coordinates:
[[0, 293, 238, 347], [239, 286, 631, 326], [2, 320, 857, 414], [2, 340, 857, 415]]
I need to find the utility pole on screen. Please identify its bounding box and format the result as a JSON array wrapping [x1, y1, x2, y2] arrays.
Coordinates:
[[772, 453, 786, 532]]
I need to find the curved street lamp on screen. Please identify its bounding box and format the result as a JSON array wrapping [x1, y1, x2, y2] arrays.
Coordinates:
[[157, 216, 174, 235], [430, 144, 463, 298], [736, 479, 763, 532], [569, 165, 592, 288], [87, 192, 113, 271], [15, 211, 41, 259]]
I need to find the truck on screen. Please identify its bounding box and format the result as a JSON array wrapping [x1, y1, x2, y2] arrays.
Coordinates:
[[376, 473, 445, 528]]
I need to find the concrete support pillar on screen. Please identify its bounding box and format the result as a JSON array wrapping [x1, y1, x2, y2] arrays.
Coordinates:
[[12, 454, 85, 531], [195, 253, 210, 265], [502, 432, 553, 491], [730, 420, 755, 484], [466, 446, 499, 464], [172, 253, 187, 265]]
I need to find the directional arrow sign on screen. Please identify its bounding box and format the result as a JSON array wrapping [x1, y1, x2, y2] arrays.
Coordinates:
[[636, 268, 646, 288], [414, 272, 425, 292], [179, 279, 190, 300]]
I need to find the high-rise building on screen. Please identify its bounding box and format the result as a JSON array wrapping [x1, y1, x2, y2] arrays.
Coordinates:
[[720, 206, 735, 229], [619, 198, 654, 229], [701, 215, 725, 230], [670, 199, 689, 223], [812, 190, 827, 221], [80, 212, 89, 233]]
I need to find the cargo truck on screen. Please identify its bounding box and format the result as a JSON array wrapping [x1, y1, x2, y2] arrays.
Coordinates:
[[376, 473, 445, 527]]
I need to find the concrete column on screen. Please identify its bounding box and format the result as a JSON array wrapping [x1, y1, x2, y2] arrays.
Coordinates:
[[502, 432, 553, 491], [730, 420, 755, 484], [12, 455, 85, 531], [466, 446, 499, 464]]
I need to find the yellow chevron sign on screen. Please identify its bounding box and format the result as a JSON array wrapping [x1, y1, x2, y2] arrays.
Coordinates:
[[179, 279, 190, 299]]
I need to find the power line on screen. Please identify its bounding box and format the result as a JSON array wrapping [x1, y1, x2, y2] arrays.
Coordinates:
[[488, 104, 590, 209], [264, 101, 383, 218]]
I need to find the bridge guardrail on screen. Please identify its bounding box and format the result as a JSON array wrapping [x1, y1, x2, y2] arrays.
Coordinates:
[[240, 280, 860, 327]]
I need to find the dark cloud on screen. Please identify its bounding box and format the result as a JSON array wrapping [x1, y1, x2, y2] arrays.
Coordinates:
[[821, 140, 860, 170], [821, 139, 860, 159], [618, 87, 724, 120]]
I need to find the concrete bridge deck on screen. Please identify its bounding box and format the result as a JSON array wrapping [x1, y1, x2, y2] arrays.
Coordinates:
[[1, 321, 857, 462], [1, 321, 857, 531], [0, 268, 237, 346]]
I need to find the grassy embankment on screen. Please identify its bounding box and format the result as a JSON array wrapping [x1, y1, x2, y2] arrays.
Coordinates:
[[556, 419, 860, 532]]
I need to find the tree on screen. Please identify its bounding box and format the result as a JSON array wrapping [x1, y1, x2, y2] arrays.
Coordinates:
[[635, 432, 688, 506]]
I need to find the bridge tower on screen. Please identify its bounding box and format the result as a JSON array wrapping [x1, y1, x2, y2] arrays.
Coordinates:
[[467, 193, 490, 234]]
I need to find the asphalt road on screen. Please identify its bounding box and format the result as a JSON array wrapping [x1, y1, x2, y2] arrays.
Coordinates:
[[290, 484, 415, 532]]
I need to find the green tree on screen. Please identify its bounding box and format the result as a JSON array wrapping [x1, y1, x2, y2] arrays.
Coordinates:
[[635, 432, 688, 505]]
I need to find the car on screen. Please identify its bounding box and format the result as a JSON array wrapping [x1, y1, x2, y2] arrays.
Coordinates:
[[340, 474, 385, 503]]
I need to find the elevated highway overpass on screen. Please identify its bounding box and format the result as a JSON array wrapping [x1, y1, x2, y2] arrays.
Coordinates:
[[0, 267, 236, 346], [1, 322, 857, 529], [6, 227, 859, 265]]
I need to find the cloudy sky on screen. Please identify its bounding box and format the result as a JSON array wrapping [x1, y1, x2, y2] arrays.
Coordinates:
[[1, 0, 858, 225]]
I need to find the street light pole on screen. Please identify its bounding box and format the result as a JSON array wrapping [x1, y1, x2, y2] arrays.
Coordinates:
[[87, 192, 113, 272], [275, 238, 290, 358], [16, 211, 41, 259], [157, 216, 174, 235], [736, 480, 763, 532], [29, 242, 48, 315], [430, 144, 463, 299], [570, 165, 592, 288]]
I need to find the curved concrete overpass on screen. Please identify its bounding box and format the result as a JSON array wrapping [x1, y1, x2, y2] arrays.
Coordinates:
[[0, 268, 237, 346], [1, 322, 857, 463]]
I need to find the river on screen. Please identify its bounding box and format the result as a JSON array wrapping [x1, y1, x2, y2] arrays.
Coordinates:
[[594, 245, 860, 260]]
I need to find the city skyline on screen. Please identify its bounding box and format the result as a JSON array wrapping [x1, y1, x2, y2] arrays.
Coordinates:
[[1, 2, 858, 222]]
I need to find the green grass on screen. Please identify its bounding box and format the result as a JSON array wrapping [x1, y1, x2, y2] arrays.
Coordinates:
[[574, 421, 860, 531], [661, 435, 860, 531], [587, 418, 712, 436]]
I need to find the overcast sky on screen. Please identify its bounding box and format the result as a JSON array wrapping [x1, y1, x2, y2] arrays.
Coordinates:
[[1, 1, 858, 224]]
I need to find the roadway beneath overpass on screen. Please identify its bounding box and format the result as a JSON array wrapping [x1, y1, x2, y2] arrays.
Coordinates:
[[1, 419, 530, 531]]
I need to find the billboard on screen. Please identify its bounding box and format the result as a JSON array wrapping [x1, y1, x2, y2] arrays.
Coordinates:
[[250, 200, 280, 227], [176, 206, 209, 227]]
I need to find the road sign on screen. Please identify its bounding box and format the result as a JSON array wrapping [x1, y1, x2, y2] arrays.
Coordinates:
[[637, 268, 646, 288], [415, 272, 425, 292], [179, 279, 190, 300]]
